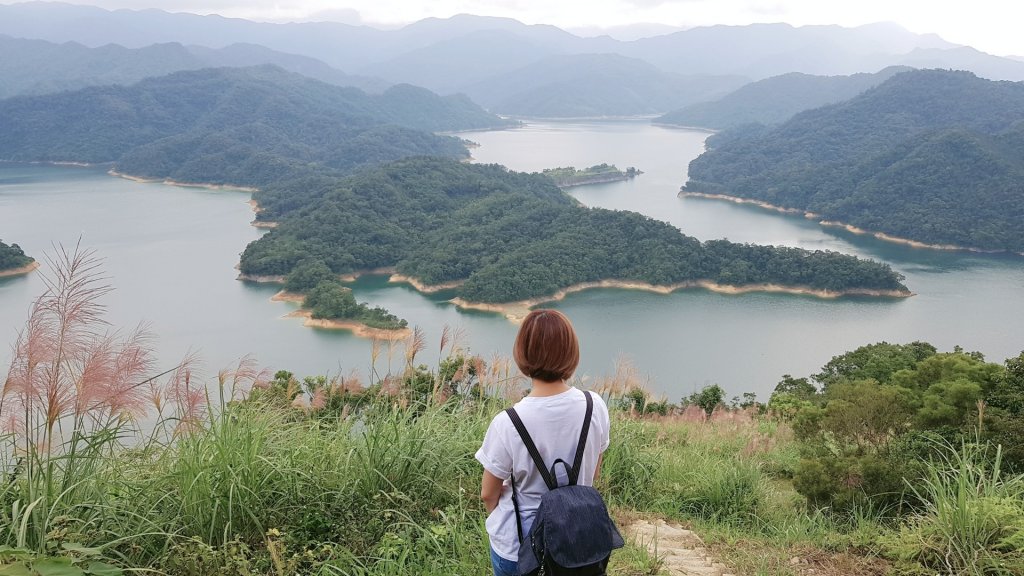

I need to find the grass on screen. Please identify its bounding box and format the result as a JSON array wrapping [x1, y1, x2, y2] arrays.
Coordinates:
[[3, 248, 1023, 575]]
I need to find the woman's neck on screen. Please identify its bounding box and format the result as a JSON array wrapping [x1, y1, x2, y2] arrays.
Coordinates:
[[529, 379, 570, 397]]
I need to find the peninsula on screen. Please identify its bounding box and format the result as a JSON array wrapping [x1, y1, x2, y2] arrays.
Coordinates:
[[684, 69, 1024, 254], [0, 241, 36, 277]]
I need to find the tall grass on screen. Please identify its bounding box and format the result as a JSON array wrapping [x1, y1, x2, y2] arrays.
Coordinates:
[[883, 440, 1024, 575]]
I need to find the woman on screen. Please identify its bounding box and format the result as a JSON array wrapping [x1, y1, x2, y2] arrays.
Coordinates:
[[475, 309, 611, 576]]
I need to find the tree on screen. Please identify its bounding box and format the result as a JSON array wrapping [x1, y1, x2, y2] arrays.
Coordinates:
[[685, 384, 725, 416]]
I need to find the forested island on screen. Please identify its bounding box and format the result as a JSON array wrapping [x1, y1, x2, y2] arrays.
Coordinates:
[[2, 65, 911, 331], [276, 260, 409, 332], [0, 240, 36, 276], [684, 69, 1024, 253], [241, 156, 909, 308], [541, 164, 641, 187]]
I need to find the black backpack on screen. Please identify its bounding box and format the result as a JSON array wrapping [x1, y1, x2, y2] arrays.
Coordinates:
[[505, 391, 625, 576]]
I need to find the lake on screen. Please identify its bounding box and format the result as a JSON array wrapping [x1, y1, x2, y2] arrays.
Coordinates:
[[2, 120, 1023, 401]]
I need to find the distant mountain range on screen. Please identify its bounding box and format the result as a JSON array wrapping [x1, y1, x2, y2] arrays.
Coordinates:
[[0, 35, 389, 99], [0, 66, 513, 186], [685, 69, 1024, 253], [4, 2, 1024, 118], [461, 54, 747, 117], [657, 66, 911, 129]]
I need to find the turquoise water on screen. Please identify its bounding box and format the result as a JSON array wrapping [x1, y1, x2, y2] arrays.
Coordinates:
[[2, 120, 1023, 401]]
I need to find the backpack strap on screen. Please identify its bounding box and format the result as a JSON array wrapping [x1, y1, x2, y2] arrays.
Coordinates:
[[504, 391, 596, 542], [505, 406, 558, 490], [569, 390, 595, 486]]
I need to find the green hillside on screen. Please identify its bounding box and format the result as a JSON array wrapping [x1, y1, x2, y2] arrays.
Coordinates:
[[656, 66, 909, 129], [241, 157, 909, 304], [0, 240, 33, 272], [0, 66, 513, 186], [685, 69, 1024, 252]]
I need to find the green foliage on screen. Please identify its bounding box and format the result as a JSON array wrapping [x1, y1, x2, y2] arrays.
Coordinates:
[[685, 384, 726, 416], [283, 259, 336, 293], [303, 280, 407, 330], [0, 240, 33, 272], [541, 164, 630, 187], [240, 157, 909, 303], [0, 66, 510, 187], [657, 66, 908, 129], [686, 69, 1024, 252], [813, 341, 937, 390], [983, 352, 1024, 473], [788, 340, 1024, 521], [881, 441, 1024, 575]]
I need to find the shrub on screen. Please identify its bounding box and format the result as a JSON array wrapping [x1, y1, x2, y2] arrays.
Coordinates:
[[881, 441, 1024, 575]]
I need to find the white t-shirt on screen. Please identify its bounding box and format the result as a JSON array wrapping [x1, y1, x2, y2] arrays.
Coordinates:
[[475, 387, 611, 562]]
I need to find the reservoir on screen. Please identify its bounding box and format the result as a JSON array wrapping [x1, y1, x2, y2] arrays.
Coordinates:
[[2, 120, 1023, 401]]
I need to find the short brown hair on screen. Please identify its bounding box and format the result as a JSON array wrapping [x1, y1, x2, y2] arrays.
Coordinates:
[[513, 309, 580, 383]]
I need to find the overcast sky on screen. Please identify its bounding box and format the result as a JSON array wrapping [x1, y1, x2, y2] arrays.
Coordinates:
[[8, 1, 1024, 56]]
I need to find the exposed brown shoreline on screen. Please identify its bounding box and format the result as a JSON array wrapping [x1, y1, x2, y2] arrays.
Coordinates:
[[109, 170, 258, 192], [0, 261, 40, 278], [680, 190, 1024, 256], [388, 273, 464, 293], [452, 278, 912, 322], [284, 309, 412, 339]]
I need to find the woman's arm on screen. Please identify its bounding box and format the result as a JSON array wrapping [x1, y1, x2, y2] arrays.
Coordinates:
[[481, 470, 504, 513], [594, 454, 603, 483]]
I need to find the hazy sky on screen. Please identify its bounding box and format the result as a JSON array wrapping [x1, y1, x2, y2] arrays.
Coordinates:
[[9, 1, 1024, 56]]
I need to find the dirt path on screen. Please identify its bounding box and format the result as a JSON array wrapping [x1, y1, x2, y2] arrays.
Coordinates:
[[627, 519, 735, 576]]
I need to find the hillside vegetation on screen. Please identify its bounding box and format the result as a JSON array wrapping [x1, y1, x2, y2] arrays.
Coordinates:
[[0, 66, 511, 187], [1, 65, 909, 315], [241, 156, 909, 304], [657, 66, 909, 129], [0, 240, 33, 272], [685, 69, 1024, 252]]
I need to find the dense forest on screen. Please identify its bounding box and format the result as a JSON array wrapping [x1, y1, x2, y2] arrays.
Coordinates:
[[0, 65, 512, 187], [656, 66, 909, 129], [0, 240, 33, 272], [241, 157, 909, 304], [685, 69, 1024, 252], [282, 260, 408, 329]]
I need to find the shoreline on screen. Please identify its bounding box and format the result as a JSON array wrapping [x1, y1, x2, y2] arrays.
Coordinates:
[[556, 174, 632, 188], [680, 190, 1024, 256], [452, 278, 912, 322], [650, 122, 717, 134], [680, 191, 821, 219], [272, 290, 411, 339], [388, 273, 464, 293], [284, 309, 412, 339], [0, 261, 40, 278], [108, 170, 258, 193]]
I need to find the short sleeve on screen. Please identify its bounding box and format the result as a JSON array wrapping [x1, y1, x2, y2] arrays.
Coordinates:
[[475, 413, 512, 479], [595, 393, 611, 453]]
